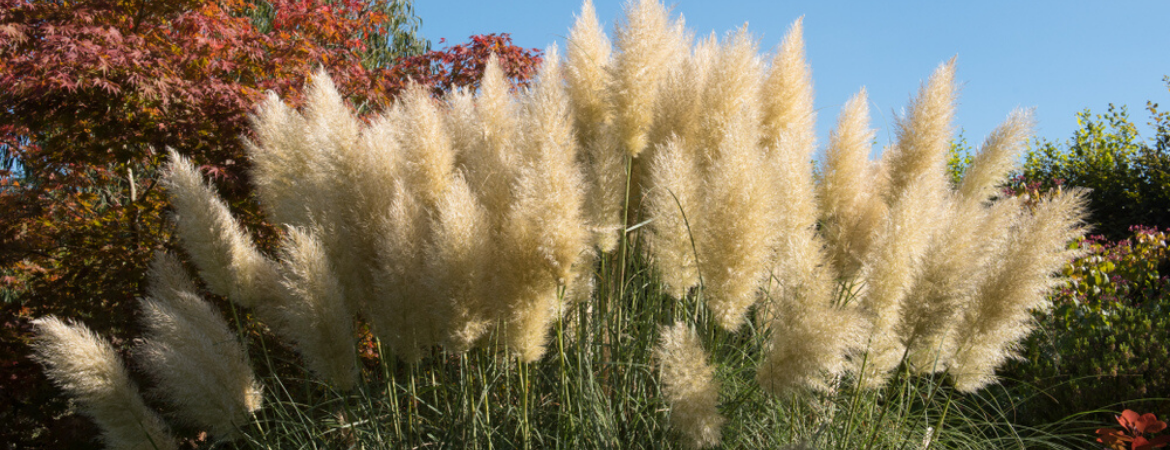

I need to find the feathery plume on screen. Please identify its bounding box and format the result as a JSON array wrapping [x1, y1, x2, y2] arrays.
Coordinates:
[[138, 293, 262, 439], [856, 177, 943, 387], [957, 109, 1035, 203], [272, 227, 358, 390], [758, 267, 868, 395], [398, 83, 455, 208], [367, 177, 432, 362], [244, 91, 315, 228], [949, 189, 1088, 392], [566, 0, 613, 147], [896, 196, 1017, 372], [656, 322, 724, 449], [461, 55, 520, 221], [645, 137, 702, 298], [696, 111, 774, 330], [31, 317, 176, 450], [145, 251, 197, 301], [495, 47, 590, 361], [648, 33, 715, 149], [610, 0, 680, 157], [163, 150, 279, 308], [697, 27, 761, 158], [567, 0, 621, 251], [883, 59, 956, 203], [761, 18, 816, 162], [820, 89, 881, 279], [426, 173, 493, 351]]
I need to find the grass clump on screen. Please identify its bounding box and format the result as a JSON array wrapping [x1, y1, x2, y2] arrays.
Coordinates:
[[29, 1, 1092, 448]]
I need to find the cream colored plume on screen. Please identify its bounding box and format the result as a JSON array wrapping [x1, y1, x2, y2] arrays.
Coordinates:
[[758, 267, 868, 395], [883, 59, 956, 203], [163, 150, 279, 308], [761, 18, 816, 162], [566, 0, 613, 146], [138, 294, 261, 439], [567, 0, 623, 252], [957, 109, 1035, 204], [244, 91, 315, 228], [426, 173, 493, 351], [897, 196, 1018, 372], [820, 89, 881, 280], [695, 109, 775, 330], [272, 227, 358, 390], [856, 177, 943, 387], [368, 176, 433, 362], [610, 0, 683, 157], [656, 322, 724, 449], [460, 55, 520, 221], [31, 317, 176, 450], [497, 47, 590, 361], [645, 137, 702, 298], [949, 189, 1087, 392]]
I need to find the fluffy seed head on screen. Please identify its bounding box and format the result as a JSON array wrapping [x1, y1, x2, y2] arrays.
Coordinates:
[[31, 317, 176, 450], [164, 150, 279, 308], [656, 322, 724, 449]]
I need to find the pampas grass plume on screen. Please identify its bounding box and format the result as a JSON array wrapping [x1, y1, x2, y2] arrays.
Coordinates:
[[656, 322, 724, 449], [163, 150, 279, 308], [273, 226, 358, 390], [31, 317, 176, 450], [950, 189, 1088, 392], [611, 0, 678, 157]]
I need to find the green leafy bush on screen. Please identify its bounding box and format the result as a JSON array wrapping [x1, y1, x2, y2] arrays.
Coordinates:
[[1020, 101, 1170, 240], [1006, 226, 1170, 425]]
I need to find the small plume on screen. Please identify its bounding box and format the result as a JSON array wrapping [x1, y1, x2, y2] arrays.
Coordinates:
[[883, 59, 956, 203], [656, 322, 724, 449], [957, 109, 1035, 204]]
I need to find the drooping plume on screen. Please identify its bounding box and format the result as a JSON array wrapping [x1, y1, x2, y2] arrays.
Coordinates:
[[163, 150, 279, 308], [656, 322, 724, 449], [957, 109, 1035, 204], [949, 189, 1088, 392], [138, 290, 262, 438], [31, 317, 177, 450]]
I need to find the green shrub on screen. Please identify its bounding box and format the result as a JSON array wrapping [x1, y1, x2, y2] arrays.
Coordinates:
[[1020, 100, 1170, 240], [1005, 226, 1170, 425]]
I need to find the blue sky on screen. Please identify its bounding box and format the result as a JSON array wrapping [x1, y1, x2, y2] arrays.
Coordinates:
[[415, 0, 1169, 155]]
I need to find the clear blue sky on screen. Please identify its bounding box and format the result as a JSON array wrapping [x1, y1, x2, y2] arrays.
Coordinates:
[[415, 0, 1169, 155]]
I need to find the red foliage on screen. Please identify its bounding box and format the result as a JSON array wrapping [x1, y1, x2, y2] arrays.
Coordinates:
[[1098, 410, 1170, 450], [0, 0, 541, 447], [388, 33, 543, 97]]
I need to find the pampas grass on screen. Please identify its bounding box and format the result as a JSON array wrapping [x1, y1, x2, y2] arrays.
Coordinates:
[[655, 322, 724, 449], [30, 1, 1092, 448], [31, 317, 176, 450]]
